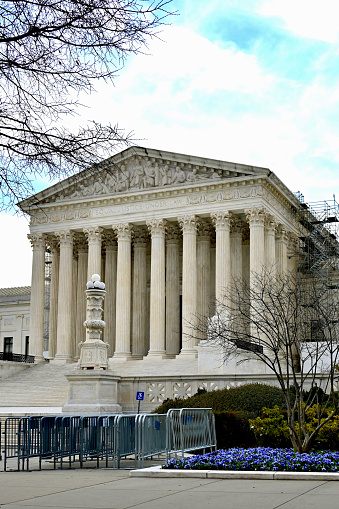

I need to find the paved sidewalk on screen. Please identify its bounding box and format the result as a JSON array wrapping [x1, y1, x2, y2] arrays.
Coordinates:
[[1, 463, 339, 509]]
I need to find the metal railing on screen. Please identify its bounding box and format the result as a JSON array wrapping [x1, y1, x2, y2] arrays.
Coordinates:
[[166, 408, 217, 461], [2, 409, 216, 471], [0, 352, 35, 363]]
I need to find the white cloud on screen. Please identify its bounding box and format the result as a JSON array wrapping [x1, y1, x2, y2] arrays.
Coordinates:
[[259, 0, 339, 42]]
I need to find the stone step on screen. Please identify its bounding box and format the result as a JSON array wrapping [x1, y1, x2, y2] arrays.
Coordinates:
[[0, 363, 74, 409]]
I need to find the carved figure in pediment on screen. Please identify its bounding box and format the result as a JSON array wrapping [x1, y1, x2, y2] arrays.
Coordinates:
[[130, 163, 145, 189], [105, 172, 118, 192], [143, 162, 156, 188], [172, 165, 186, 184], [116, 170, 129, 191]]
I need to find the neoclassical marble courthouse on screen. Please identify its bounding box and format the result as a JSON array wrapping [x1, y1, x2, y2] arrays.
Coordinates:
[[16, 146, 301, 410]]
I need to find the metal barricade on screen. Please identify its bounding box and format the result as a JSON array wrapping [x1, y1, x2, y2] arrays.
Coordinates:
[[4, 417, 20, 471], [19, 416, 43, 471], [114, 414, 137, 468], [166, 408, 217, 460], [39, 416, 57, 469], [98, 415, 117, 468], [0, 419, 2, 461], [53, 416, 81, 469], [136, 413, 167, 468]]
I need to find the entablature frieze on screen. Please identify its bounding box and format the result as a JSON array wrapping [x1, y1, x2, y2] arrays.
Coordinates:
[[27, 178, 301, 236]]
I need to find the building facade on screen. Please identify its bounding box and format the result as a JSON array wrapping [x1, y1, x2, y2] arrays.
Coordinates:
[[16, 147, 302, 410]]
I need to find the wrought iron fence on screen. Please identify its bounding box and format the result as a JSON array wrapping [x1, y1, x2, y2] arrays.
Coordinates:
[[0, 352, 35, 363]]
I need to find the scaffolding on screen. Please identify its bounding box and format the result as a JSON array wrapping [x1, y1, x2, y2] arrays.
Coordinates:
[[296, 194, 339, 288]]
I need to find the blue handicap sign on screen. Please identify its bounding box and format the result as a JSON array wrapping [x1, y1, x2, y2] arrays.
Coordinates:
[[136, 391, 144, 401]]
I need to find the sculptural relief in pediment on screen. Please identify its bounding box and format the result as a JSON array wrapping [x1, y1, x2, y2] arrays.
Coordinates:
[[41, 157, 247, 204]]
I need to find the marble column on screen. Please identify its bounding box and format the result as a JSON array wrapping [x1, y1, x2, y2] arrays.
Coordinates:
[[84, 227, 103, 280], [113, 223, 132, 359], [28, 233, 46, 361], [276, 225, 289, 274], [231, 220, 244, 281], [166, 224, 181, 356], [132, 228, 148, 358], [103, 233, 117, 357], [247, 209, 266, 281], [211, 211, 233, 304], [47, 237, 59, 359], [178, 215, 198, 355], [197, 221, 212, 338], [146, 219, 167, 357], [265, 216, 277, 273], [75, 235, 87, 356], [54, 230, 74, 362]]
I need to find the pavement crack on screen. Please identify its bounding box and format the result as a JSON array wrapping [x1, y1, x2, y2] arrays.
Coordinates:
[[272, 480, 329, 509]]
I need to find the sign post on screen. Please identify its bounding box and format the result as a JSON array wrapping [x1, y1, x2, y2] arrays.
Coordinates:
[[136, 391, 144, 414]]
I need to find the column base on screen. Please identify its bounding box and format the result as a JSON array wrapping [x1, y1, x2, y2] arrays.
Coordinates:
[[33, 355, 47, 364], [112, 352, 133, 361], [144, 350, 167, 360], [51, 354, 74, 364], [177, 348, 198, 359]]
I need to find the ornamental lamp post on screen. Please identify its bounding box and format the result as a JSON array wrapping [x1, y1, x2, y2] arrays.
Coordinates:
[[78, 274, 109, 370]]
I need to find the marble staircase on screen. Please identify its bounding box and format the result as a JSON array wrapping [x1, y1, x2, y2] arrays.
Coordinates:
[[0, 362, 73, 408]]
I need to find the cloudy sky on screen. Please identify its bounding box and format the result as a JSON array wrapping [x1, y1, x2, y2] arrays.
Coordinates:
[[1, 0, 339, 287]]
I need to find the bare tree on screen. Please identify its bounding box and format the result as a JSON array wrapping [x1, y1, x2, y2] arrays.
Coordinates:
[[194, 270, 339, 452], [0, 0, 173, 209]]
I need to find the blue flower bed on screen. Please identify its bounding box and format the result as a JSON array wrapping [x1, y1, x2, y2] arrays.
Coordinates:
[[162, 448, 339, 472]]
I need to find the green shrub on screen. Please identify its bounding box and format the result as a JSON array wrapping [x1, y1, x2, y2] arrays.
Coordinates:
[[153, 383, 287, 415], [250, 405, 339, 450], [249, 406, 291, 448], [214, 411, 257, 449]]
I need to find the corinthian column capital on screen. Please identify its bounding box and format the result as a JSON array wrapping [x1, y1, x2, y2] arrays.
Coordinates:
[[211, 211, 233, 230], [83, 226, 103, 244], [113, 223, 132, 241], [55, 230, 73, 247], [146, 219, 167, 237], [28, 233, 46, 249], [178, 215, 197, 234], [246, 208, 267, 227]]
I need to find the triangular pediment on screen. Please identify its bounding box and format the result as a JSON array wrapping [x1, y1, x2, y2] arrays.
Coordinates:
[[19, 146, 270, 208]]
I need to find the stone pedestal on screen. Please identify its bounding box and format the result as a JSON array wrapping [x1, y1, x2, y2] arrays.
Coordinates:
[[78, 340, 109, 370], [62, 371, 122, 414]]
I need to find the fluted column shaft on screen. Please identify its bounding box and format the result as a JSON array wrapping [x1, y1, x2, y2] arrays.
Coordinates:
[[48, 238, 59, 359], [113, 224, 132, 358], [247, 209, 266, 281], [197, 222, 211, 337], [288, 234, 299, 274], [265, 217, 277, 272], [55, 230, 74, 362], [84, 227, 103, 280], [28, 233, 46, 361], [276, 226, 289, 274], [179, 215, 198, 354], [104, 234, 117, 357], [166, 226, 181, 356], [132, 229, 148, 358], [75, 238, 87, 354], [211, 212, 233, 304], [147, 219, 166, 356], [230, 222, 243, 280]]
